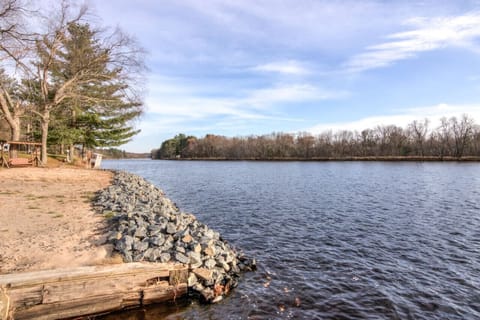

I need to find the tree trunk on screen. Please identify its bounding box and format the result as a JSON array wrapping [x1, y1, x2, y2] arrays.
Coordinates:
[[9, 118, 20, 141], [40, 111, 50, 164], [69, 144, 75, 163], [0, 94, 21, 158], [0, 94, 21, 142], [8, 117, 20, 158]]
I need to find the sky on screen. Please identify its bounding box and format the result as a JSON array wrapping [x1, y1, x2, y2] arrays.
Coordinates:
[[91, 0, 480, 153]]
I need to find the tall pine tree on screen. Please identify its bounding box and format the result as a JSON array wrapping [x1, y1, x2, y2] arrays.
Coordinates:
[[48, 22, 142, 156]]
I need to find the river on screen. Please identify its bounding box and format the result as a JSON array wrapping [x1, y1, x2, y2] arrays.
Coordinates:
[[101, 160, 480, 319]]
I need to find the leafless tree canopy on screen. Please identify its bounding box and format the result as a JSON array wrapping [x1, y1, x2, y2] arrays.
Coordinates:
[[153, 115, 480, 160]]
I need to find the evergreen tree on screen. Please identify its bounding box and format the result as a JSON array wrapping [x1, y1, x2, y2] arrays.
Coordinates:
[[49, 22, 142, 153]]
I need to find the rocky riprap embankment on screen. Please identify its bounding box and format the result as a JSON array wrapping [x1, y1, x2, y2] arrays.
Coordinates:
[[93, 171, 255, 302]]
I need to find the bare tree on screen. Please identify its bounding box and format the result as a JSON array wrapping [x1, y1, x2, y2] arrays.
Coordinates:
[[408, 119, 429, 157], [0, 70, 23, 140], [295, 132, 315, 158], [450, 115, 474, 158], [0, 0, 33, 146], [0, 0, 29, 61]]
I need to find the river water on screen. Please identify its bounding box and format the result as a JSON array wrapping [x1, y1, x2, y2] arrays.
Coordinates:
[[101, 160, 480, 319]]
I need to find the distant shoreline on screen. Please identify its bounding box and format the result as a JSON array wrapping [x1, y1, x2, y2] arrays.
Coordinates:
[[153, 156, 480, 162]]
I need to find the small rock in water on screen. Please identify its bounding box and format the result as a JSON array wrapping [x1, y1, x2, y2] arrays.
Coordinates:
[[188, 273, 198, 287]]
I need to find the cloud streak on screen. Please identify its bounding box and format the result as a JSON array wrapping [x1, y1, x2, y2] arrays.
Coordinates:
[[252, 60, 310, 75], [146, 77, 346, 120], [344, 11, 480, 73]]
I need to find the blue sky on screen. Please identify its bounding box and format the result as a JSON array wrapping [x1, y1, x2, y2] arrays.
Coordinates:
[[92, 0, 480, 152]]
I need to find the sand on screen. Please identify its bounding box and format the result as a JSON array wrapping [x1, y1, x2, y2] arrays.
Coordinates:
[[0, 167, 115, 274]]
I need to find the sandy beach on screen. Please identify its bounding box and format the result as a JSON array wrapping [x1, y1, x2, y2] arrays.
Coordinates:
[[0, 167, 115, 274]]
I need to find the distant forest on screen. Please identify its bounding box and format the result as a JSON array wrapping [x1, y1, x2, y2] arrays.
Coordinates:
[[152, 115, 480, 160]]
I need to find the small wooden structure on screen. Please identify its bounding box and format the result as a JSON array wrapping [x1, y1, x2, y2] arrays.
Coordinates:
[[0, 262, 188, 320], [0, 141, 42, 168], [0, 141, 8, 168], [91, 153, 103, 169]]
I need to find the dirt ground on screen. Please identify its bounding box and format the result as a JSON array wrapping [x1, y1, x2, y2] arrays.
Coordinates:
[[0, 167, 116, 274]]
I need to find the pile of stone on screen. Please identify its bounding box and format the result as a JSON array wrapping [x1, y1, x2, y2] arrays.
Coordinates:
[[93, 171, 255, 302]]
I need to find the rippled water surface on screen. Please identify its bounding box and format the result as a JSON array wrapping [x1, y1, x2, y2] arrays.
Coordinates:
[[102, 160, 480, 319]]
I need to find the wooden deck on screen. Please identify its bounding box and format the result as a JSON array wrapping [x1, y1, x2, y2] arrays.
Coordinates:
[[0, 262, 189, 320]]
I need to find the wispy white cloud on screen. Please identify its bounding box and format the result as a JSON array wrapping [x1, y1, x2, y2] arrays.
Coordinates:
[[252, 60, 310, 75], [147, 96, 267, 120], [245, 84, 348, 108], [308, 103, 480, 134], [344, 11, 480, 73], [146, 77, 346, 119]]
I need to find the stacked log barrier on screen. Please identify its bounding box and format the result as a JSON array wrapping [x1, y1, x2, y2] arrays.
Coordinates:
[[0, 263, 188, 320]]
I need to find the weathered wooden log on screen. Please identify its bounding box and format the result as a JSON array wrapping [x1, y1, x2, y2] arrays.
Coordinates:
[[0, 262, 188, 320]]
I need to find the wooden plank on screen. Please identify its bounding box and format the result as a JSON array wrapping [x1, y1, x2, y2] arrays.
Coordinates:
[[0, 262, 189, 320], [0, 262, 173, 288], [13, 293, 128, 320], [0, 288, 9, 320], [5, 285, 43, 311], [169, 268, 189, 286], [41, 271, 171, 304], [143, 284, 188, 305], [6, 141, 42, 146]]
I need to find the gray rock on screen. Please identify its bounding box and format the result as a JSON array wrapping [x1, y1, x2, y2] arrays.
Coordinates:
[[150, 235, 165, 247], [133, 252, 145, 261], [204, 258, 216, 269], [116, 235, 134, 252], [143, 247, 155, 260], [134, 226, 147, 238], [162, 240, 174, 251], [175, 245, 186, 254], [175, 252, 189, 264], [224, 252, 234, 263], [217, 261, 230, 272], [193, 283, 204, 292], [133, 238, 149, 252], [203, 245, 216, 257], [148, 224, 163, 235], [200, 288, 215, 301], [193, 243, 202, 253], [166, 223, 177, 234], [189, 252, 202, 268], [160, 252, 171, 263], [123, 251, 133, 262]]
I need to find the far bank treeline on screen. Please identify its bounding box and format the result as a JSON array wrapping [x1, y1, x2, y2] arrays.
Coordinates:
[[152, 115, 480, 160], [0, 1, 145, 164]]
